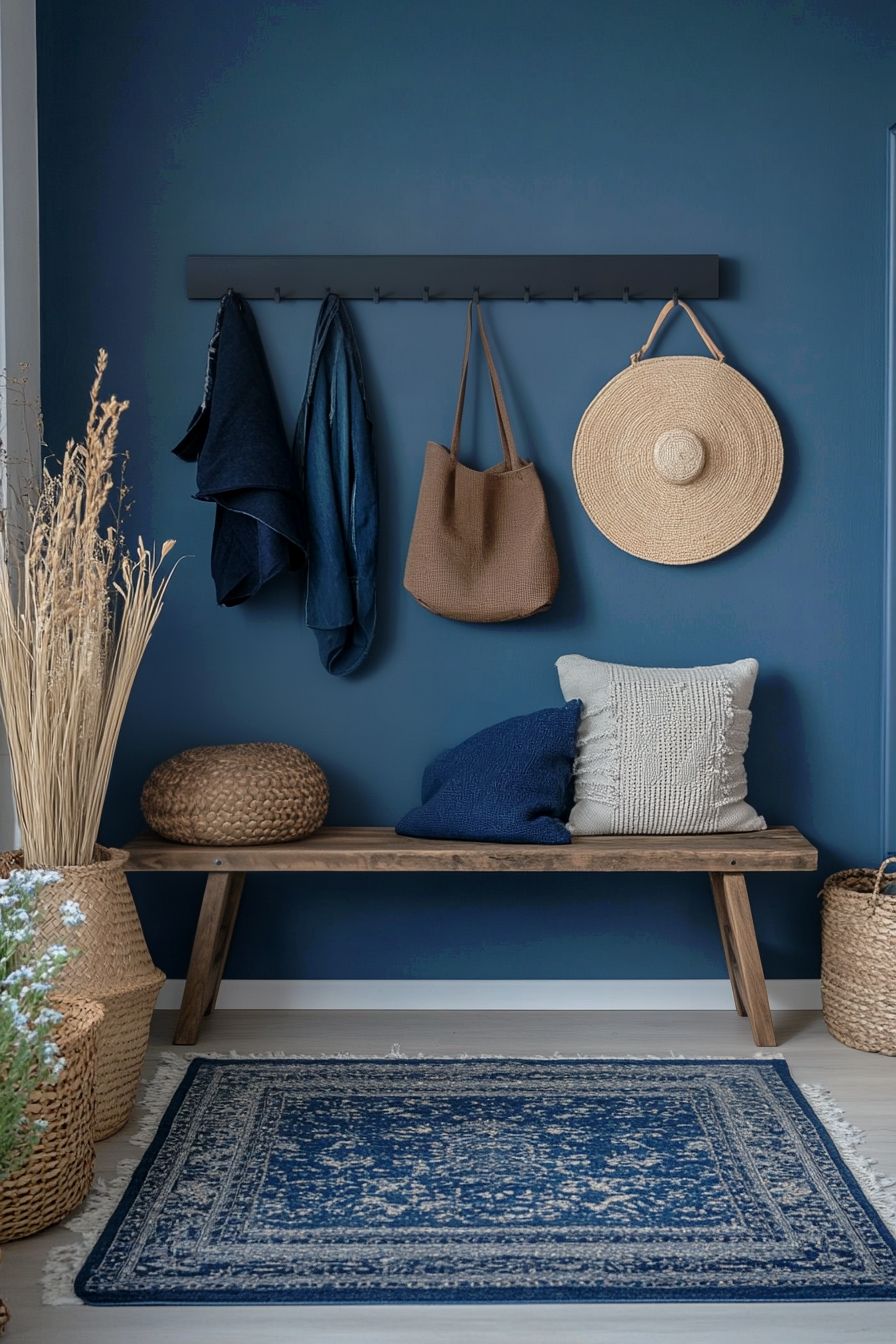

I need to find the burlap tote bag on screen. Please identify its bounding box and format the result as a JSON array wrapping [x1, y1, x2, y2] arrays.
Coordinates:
[[404, 302, 559, 622]]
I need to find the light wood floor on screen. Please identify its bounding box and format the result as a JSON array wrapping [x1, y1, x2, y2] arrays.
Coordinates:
[[3, 1008, 896, 1343]]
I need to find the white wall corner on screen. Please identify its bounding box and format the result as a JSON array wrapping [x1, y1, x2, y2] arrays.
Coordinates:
[[0, 0, 40, 850], [0, 0, 40, 449]]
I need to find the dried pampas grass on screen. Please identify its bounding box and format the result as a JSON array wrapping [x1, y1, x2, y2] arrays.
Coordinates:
[[0, 351, 175, 867]]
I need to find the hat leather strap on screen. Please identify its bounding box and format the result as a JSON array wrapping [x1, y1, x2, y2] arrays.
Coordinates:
[[630, 299, 726, 366]]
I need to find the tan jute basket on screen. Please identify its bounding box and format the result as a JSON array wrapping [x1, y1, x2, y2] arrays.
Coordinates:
[[573, 299, 783, 565], [0, 847, 165, 1140], [820, 858, 896, 1055], [0, 996, 103, 1243], [141, 741, 329, 846]]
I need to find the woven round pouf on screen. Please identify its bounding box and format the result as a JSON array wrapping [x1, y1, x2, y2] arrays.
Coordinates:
[[0, 997, 103, 1242], [821, 859, 896, 1055], [141, 742, 329, 846]]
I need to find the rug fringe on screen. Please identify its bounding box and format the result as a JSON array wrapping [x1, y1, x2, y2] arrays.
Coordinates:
[[799, 1083, 896, 1235], [129, 1052, 192, 1146], [42, 1165, 138, 1305], [42, 1047, 893, 1305], [42, 1054, 193, 1306]]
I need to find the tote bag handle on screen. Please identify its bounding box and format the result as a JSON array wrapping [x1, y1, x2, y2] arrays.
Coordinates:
[[450, 302, 523, 470], [630, 298, 726, 366]]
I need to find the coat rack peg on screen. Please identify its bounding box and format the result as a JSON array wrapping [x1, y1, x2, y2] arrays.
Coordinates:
[[523, 286, 531, 303], [373, 286, 381, 304], [572, 286, 580, 303], [273, 286, 282, 303], [623, 286, 630, 303], [472, 286, 480, 305], [672, 287, 680, 305], [423, 286, 430, 303]]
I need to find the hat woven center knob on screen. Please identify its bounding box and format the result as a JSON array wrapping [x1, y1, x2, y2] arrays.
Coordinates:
[[653, 429, 706, 485]]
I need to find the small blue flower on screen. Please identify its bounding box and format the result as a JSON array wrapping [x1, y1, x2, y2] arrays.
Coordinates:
[[59, 899, 85, 927], [4, 966, 33, 985]]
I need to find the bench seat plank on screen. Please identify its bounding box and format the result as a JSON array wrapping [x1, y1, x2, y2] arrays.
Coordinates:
[[124, 825, 817, 874]]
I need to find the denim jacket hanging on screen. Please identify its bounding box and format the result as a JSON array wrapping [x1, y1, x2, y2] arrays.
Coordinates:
[[294, 294, 377, 676], [174, 290, 303, 605]]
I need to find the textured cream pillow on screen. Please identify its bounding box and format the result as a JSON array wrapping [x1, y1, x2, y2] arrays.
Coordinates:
[[556, 655, 766, 835]]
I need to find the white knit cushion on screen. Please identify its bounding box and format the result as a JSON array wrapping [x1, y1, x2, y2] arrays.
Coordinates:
[[555, 655, 766, 835]]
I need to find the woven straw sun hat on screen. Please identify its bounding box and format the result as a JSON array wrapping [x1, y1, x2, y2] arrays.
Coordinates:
[[572, 299, 783, 564]]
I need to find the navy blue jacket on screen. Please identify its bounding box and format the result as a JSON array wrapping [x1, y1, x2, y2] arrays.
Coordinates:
[[174, 291, 303, 606], [294, 295, 377, 676]]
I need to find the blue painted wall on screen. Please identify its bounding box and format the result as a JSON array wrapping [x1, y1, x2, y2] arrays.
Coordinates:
[[35, 0, 896, 981]]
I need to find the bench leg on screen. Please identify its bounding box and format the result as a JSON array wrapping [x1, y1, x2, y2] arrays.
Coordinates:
[[174, 872, 246, 1046], [709, 872, 776, 1048], [709, 872, 747, 1018]]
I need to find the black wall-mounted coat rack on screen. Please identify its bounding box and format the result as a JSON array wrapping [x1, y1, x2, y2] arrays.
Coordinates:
[[185, 255, 720, 302]]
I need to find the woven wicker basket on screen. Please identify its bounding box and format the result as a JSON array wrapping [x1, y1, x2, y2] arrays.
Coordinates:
[[821, 858, 896, 1055], [86, 973, 165, 1138], [0, 996, 103, 1243], [141, 742, 329, 846], [0, 847, 164, 1140]]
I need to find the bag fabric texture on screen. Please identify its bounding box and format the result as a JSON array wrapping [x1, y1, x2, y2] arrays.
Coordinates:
[[403, 302, 559, 623], [556, 654, 766, 836], [396, 701, 582, 845], [174, 290, 303, 605], [294, 294, 378, 676]]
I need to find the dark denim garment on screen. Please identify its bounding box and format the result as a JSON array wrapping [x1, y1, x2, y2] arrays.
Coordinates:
[[174, 291, 304, 606], [294, 295, 377, 676]]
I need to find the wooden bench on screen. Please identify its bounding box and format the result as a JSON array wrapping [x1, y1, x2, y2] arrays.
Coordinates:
[[124, 826, 818, 1049]]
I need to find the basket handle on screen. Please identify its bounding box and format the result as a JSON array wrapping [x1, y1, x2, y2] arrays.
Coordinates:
[[871, 856, 896, 903]]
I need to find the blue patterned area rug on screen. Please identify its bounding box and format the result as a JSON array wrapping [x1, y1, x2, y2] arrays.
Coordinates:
[[73, 1057, 896, 1305]]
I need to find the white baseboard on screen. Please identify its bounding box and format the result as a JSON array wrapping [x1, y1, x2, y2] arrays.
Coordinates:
[[155, 978, 821, 1012]]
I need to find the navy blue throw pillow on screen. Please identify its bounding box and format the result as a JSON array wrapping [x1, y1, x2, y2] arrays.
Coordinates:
[[396, 701, 582, 845]]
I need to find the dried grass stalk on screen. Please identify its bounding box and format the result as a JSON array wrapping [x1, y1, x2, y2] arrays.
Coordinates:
[[0, 351, 175, 867]]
